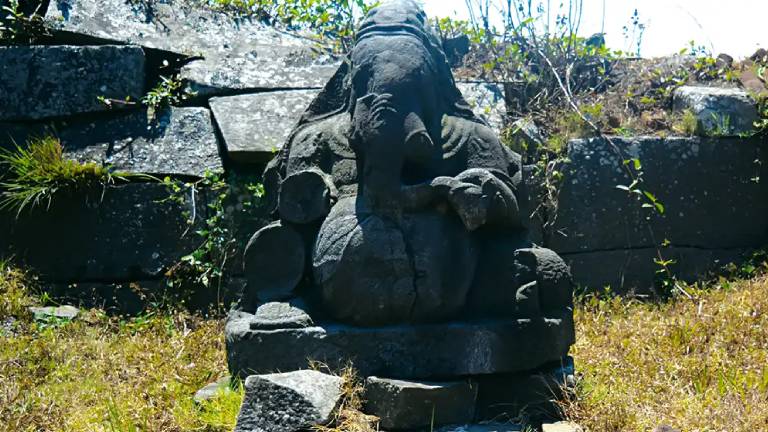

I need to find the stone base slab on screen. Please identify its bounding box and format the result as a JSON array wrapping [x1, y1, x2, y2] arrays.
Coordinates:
[[226, 310, 574, 381]]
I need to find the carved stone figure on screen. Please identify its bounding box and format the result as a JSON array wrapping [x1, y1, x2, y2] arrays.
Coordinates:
[[228, 4, 575, 427], [240, 0, 572, 327]]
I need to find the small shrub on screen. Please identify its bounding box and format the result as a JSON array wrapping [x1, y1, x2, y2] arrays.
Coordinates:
[[142, 75, 195, 117], [208, 0, 377, 51], [0, 0, 48, 45]]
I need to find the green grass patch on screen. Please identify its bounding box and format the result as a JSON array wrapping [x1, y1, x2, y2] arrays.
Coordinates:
[[0, 136, 140, 215]]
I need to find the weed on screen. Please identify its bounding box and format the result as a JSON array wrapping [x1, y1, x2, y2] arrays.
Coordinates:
[[142, 75, 196, 118], [164, 171, 265, 313], [672, 109, 698, 136], [0, 136, 136, 216], [0, 0, 48, 45]]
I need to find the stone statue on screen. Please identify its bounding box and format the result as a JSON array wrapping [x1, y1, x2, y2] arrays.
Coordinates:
[[228, 5, 575, 426], [239, 0, 572, 327]]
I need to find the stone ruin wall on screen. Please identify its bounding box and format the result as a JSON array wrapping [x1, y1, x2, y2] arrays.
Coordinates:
[[1, 0, 767, 312]]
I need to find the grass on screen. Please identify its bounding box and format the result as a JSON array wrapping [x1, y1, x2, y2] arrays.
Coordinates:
[[0, 261, 240, 432], [0, 136, 123, 215], [564, 275, 768, 431], [3, 258, 768, 431]]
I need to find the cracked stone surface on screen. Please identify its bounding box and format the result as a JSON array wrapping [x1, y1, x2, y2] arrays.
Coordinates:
[[0, 45, 144, 121], [46, 0, 338, 96], [61, 107, 223, 177], [234, 370, 342, 432], [551, 136, 768, 254]]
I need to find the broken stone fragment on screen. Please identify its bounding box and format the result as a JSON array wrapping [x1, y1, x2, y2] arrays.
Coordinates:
[[249, 301, 314, 330], [193, 376, 232, 404], [364, 377, 478, 430], [672, 86, 758, 136], [28, 305, 80, 321], [436, 424, 524, 432], [542, 422, 584, 432], [233, 370, 343, 432], [0, 45, 144, 121]]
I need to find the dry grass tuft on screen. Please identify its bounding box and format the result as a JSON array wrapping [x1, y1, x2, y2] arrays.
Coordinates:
[[0, 259, 35, 321], [564, 275, 768, 432], [310, 361, 380, 432]]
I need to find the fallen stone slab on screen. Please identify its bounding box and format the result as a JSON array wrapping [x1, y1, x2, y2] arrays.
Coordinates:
[[5, 182, 206, 282], [60, 107, 223, 177], [234, 370, 343, 432], [542, 422, 584, 432], [211, 83, 506, 163], [46, 0, 338, 96], [550, 136, 768, 254], [29, 305, 80, 320], [672, 86, 758, 136], [364, 377, 478, 430], [0, 45, 144, 121], [436, 424, 524, 432], [226, 309, 575, 381], [210, 90, 317, 163]]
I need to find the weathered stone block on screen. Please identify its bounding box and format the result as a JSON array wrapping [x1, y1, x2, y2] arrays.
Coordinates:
[[234, 370, 343, 432], [211, 83, 506, 163], [0, 45, 144, 121], [673, 86, 758, 136], [457, 82, 507, 135], [210, 90, 317, 163], [225, 309, 575, 381], [364, 377, 478, 430], [5, 183, 206, 282], [44, 278, 241, 315], [60, 107, 222, 177], [2, 108, 222, 177], [46, 0, 338, 96], [551, 136, 768, 254], [562, 247, 748, 293]]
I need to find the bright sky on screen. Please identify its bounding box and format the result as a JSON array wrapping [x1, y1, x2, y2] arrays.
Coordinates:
[[421, 0, 768, 58]]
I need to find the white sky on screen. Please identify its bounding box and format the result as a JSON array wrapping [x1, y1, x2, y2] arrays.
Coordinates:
[[420, 0, 768, 58]]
